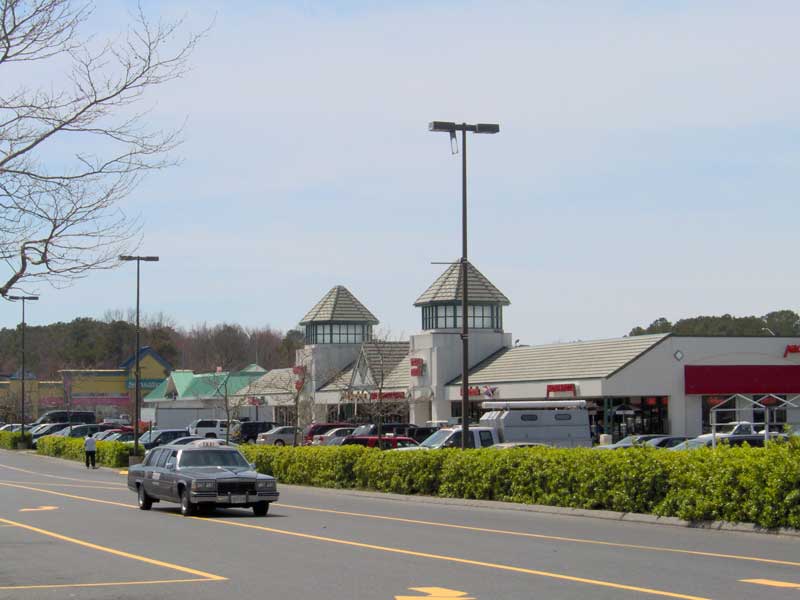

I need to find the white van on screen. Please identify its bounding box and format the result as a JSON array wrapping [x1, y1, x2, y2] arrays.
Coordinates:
[[479, 400, 592, 448]]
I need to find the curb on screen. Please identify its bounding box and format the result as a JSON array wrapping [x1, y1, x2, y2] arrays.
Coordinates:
[[278, 483, 800, 538]]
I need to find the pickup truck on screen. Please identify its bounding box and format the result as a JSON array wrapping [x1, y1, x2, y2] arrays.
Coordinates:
[[399, 426, 500, 450]]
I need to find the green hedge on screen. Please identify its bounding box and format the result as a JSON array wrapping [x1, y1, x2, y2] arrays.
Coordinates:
[[240, 439, 800, 529], [0, 431, 31, 449], [36, 436, 133, 468]]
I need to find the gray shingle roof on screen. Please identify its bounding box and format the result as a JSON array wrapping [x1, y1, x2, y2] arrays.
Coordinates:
[[300, 286, 379, 325], [318, 363, 355, 392], [241, 368, 296, 396], [362, 340, 410, 389], [414, 261, 510, 306], [450, 334, 670, 385]]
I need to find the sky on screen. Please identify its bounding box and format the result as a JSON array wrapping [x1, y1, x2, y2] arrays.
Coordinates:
[[3, 1, 800, 345]]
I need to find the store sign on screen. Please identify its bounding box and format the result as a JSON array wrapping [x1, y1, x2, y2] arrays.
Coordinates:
[[410, 367, 422, 377], [459, 386, 483, 398], [369, 391, 406, 400], [784, 345, 800, 358], [410, 358, 424, 367], [546, 383, 577, 398]]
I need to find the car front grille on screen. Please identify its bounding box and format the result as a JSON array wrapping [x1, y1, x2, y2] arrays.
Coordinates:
[[217, 480, 257, 495]]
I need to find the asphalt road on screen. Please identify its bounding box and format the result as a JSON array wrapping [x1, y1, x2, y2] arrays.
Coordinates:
[[1, 450, 799, 600]]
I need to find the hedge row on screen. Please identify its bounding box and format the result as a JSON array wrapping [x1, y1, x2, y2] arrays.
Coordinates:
[[36, 436, 133, 468], [0, 431, 30, 449], [239, 440, 800, 529]]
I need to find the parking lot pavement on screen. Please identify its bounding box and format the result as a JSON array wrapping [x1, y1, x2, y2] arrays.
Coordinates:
[[1, 449, 799, 600]]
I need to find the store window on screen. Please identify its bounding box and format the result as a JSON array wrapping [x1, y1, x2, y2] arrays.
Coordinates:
[[305, 323, 372, 344], [701, 396, 735, 433], [753, 395, 788, 432], [450, 400, 487, 423], [422, 304, 503, 331]]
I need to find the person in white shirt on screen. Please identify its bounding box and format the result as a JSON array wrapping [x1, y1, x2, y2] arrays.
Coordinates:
[[84, 435, 97, 469]]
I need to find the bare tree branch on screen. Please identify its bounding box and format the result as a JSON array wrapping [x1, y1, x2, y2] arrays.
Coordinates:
[[0, 0, 207, 296]]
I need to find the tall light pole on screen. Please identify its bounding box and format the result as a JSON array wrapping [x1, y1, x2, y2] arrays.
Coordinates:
[[7, 295, 39, 441], [120, 255, 159, 457], [429, 121, 499, 448]]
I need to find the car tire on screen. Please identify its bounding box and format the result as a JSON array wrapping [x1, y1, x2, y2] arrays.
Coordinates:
[[253, 502, 269, 516], [138, 484, 152, 511], [180, 488, 196, 517], [274, 439, 285, 446]]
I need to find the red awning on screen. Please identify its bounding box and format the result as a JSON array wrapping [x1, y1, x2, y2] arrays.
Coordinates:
[[685, 365, 800, 395]]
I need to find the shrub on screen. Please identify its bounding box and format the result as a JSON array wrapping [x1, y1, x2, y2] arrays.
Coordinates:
[[241, 440, 800, 528], [36, 436, 131, 467], [0, 431, 31, 449]]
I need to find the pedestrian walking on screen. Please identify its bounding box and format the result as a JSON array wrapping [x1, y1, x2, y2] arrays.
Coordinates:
[[84, 435, 97, 469]]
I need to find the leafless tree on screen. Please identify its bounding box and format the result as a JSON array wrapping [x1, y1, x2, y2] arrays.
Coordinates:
[[0, 0, 206, 296]]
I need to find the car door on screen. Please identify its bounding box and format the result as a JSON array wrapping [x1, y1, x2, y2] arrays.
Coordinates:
[[142, 449, 163, 497], [159, 449, 181, 501], [149, 449, 171, 499]]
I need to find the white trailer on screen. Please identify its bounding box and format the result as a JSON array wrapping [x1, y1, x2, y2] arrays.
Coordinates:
[[479, 400, 592, 448]]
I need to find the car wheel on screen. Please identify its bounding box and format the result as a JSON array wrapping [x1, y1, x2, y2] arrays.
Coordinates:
[[253, 502, 269, 516], [180, 488, 196, 517], [137, 484, 152, 511], [274, 439, 285, 446]]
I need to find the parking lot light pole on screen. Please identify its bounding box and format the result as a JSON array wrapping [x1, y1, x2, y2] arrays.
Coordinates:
[[120, 255, 159, 457], [428, 121, 499, 448], [7, 295, 39, 440]]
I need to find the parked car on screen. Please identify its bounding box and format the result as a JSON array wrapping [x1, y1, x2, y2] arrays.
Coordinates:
[[644, 436, 689, 449], [313, 427, 356, 445], [52, 423, 106, 438], [32, 410, 95, 426], [30, 423, 70, 448], [93, 427, 131, 441], [231, 421, 279, 444], [341, 435, 420, 449], [696, 422, 755, 439], [105, 431, 135, 443], [398, 426, 500, 450], [302, 423, 352, 445], [669, 434, 785, 450], [188, 419, 237, 439], [127, 442, 279, 516], [136, 428, 189, 450], [594, 434, 666, 449], [257, 426, 301, 446], [0, 423, 20, 432], [350, 423, 415, 437], [491, 442, 550, 449]]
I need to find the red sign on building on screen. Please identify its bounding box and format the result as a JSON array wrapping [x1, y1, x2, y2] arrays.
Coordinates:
[[785, 345, 800, 358]]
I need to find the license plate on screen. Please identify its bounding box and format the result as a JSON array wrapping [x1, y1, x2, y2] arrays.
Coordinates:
[[229, 495, 247, 504]]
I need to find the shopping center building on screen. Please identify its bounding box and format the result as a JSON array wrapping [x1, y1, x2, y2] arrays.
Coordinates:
[[232, 261, 800, 438]]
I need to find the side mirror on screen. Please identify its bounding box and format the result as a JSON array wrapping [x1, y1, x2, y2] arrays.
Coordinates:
[[165, 458, 176, 470], [249, 462, 256, 470]]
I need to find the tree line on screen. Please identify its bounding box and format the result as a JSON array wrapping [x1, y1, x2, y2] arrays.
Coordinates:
[[629, 310, 800, 337], [0, 311, 305, 380]]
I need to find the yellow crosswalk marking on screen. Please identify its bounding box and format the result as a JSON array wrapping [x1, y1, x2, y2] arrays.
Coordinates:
[[396, 587, 475, 599], [741, 579, 800, 589]]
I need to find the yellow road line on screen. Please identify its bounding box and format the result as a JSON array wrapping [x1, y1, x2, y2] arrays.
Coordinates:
[[2, 481, 706, 599], [3, 481, 123, 490], [740, 578, 800, 589], [0, 463, 126, 486], [195, 516, 709, 600], [0, 578, 219, 591], [0, 482, 136, 508], [277, 502, 800, 569], [0, 517, 225, 581]]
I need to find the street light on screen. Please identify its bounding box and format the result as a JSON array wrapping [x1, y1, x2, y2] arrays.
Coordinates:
[[120, 255, 159, 457], [428, 120, 499, 449], [6, 295, 39, 441]]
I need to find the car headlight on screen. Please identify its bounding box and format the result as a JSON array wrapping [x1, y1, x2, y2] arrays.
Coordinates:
[[191, 480, 217, 491], [256, 479, 276, 491]]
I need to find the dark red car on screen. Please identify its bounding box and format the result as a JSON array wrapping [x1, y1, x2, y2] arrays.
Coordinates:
[[302, 423, 352, 445], [340, 436, 419, 450]]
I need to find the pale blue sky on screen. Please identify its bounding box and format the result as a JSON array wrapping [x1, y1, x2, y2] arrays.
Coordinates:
[[3, 1, 799, 344]]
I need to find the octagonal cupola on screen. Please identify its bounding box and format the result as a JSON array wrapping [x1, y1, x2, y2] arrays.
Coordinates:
[[300, 285, 378, 345], [414, 261, 510, 331]]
